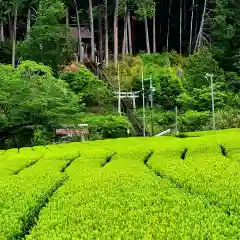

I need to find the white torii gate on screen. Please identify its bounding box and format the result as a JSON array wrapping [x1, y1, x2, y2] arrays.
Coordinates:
[[114, 91, 140, 114]]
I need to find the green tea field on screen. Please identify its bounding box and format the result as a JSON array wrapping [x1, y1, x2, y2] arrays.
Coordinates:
[[1, 129, 240, 239]]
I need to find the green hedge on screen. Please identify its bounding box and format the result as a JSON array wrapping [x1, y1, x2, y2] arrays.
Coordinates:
[[137, 108, 240, 134], [80, 114, 132, 140]]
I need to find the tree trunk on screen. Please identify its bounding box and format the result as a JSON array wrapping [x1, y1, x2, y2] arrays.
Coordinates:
[[189, 0, 195, 55], [127, 10, 132, 54], [132, 16, 135, 54], [122, 6, 128, 58], [98, 4, 103, 62], [12, 7, 18, 67], [183, 0, 187, 31], [144, 18, 150, 53], [194, 0, 207, 52], [195, 0, 199, 37], [114, 0, 119, 68], [89, 0, 95, 62], [0, 21, 4, 42], [125, 29, 129, 54], [104, 0, 109, 66], [180, 0, 182, 55], [73, 0, 83, 62], [8, 14, 13, 41], [26, 8, 31, 39], [166, 0, 172, 51], [125, 22, 128, 55], [153, 15, 156, 53]]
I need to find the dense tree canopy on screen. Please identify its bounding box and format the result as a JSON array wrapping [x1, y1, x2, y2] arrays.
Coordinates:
[[0, 0, 238, 147], [0, 61, 81, 147]]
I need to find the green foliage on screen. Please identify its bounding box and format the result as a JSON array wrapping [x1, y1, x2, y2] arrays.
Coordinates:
[[60, 67, 114, 112], [133, 0, 156, 20], [0, 61, 81, 148], [0, 147, 44, 176], [165, 51, 186, 67], [140, 52, 171, 67], [136, 108, 175, 134], [136, 53, 184, 109], [182, 49, 228, 111], [17, 60, 53, 78], [105, 56, 143, 91], [18, 0, 76, 72], [214, 108, 240, 130], [0, 145, 80, 239], [1, 130, 240, 238], [143, 68, 184, 110], [0, 41, 12, 64], [211, 0, 240, 74], [31, 127, 52, 146], [80, 114, 132, 139], [184, 49, 225, 89], [225, 71, 240, 93], [139, 107, 240, 134], [179, 110, 210, 132], [155, 68, 183, 109]]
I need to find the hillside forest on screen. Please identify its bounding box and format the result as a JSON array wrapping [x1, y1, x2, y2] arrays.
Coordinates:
[[0, 0, 239, 148]]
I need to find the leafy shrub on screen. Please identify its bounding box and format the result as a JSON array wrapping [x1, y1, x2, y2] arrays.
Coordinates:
[[225, 71, 240, 93], [104, 56, 143, 91], [137, 66, 184, 110], [214, 108, 240, 129], [11, 130, 240, 239], [178, 86, 228, 111], [60, 67, 114, 113], [0, 41, 12, 64], [0, 61, 81, 148], [140, 52, 171, 67], [80, 115, 132, 140], [31, 127, 52, 146], [179, 110, 211, 132], [165, 51, 186, 67], [17, 60, 53, 78], [18, 0, 76, 72], [184, 49, 226, 90], [179, 108, 240, 132], [136, 109, 175, 135]]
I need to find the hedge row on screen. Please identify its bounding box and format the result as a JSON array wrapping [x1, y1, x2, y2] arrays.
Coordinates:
[[0, 146, 81, 239], [147, 135, 240, 215], [26, 150, 240, 239], [1, 129, 240, 239]]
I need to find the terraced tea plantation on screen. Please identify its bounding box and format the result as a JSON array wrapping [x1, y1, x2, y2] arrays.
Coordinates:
[[1, 129, 240, 239]]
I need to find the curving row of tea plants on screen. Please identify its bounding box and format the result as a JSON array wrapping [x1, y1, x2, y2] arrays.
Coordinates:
[[0, 128, 240, 239]]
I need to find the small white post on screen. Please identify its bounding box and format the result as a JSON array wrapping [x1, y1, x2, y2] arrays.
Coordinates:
[[210, 74, 216, 134], [142, 66, 146, 137], [132, 94, 136, 110], [118, 65, 121, 116], [80, 46, 84, 62], [175, 105, 178, 134], [150, 76, 154, 136]]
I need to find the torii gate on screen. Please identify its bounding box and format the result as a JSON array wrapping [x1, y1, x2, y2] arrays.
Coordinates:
[[114, 91, 140, 114]]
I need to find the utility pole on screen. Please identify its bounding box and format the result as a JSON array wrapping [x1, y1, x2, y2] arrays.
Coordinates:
[[210, 74, 216, 134], [205, 73, 216, 134], [118, 65, 121, 116], [142, 67, 146, 137], [142, 76, 155, 137], [176, 68, 183, 135]]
